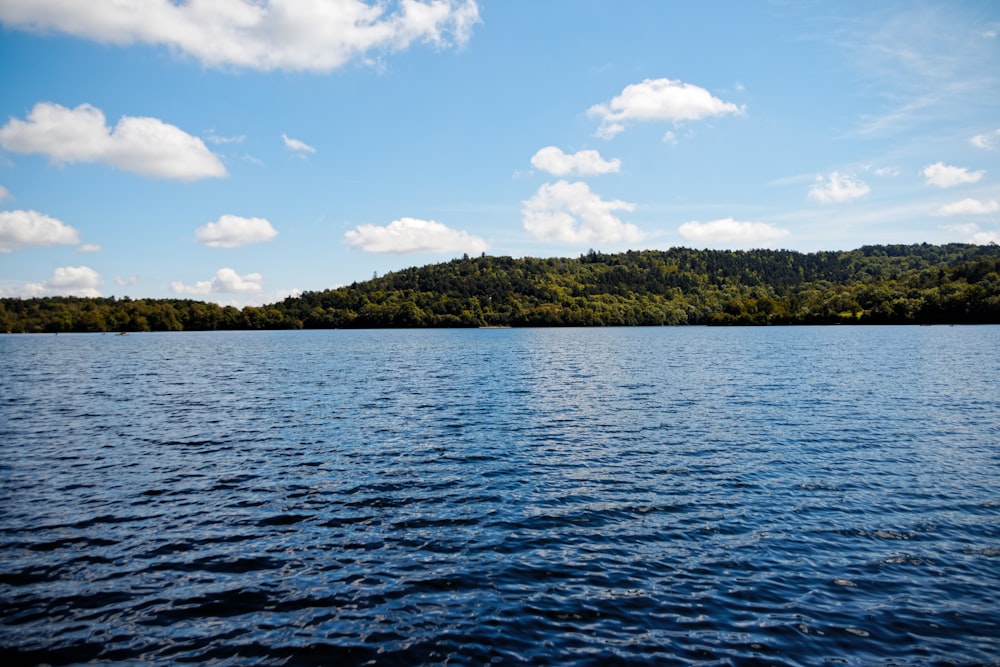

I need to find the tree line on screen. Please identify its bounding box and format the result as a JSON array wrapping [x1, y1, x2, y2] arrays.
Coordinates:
[[3, 243, 1000, 333]]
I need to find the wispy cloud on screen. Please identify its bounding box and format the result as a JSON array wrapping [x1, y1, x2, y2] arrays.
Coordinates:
[[282, 133, 316, 155], [814, 4, 1000, 136], [204, 132, 246, 145]]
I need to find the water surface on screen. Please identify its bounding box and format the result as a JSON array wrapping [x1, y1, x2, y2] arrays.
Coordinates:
[[1, 327, 998, 665]]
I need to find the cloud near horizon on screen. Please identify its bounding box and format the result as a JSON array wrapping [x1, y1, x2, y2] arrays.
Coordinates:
[[0, 0, 481, 72], [530, 146, 621, 177], [923, 162, 985, 187], [678, 218, 790, 246], [0, 102, 226, 180], [935, 198, 999, 216], [588, 78, 743, 139], [950, 222, 1000, 245], [344, 217, 488, 254], [11, 265, 103, 298], [0, 209, 82, 252], [522, 180, 642, 244], [808, 172, 870, 204], [195, 215, 279, 248], [170, 268, 264, 295]]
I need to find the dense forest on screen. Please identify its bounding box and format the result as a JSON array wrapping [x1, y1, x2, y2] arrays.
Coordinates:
[[4, 243, 1000, 333]]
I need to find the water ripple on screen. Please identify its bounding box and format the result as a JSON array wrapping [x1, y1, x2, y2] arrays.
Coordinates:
[[1, 327, 999, 665]]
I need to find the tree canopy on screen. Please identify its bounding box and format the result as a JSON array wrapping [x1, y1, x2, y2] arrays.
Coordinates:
[[4, 244, 1000, 333]]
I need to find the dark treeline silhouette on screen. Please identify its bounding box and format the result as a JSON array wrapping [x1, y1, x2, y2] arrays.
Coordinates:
[[4, 244, 1000, 332]]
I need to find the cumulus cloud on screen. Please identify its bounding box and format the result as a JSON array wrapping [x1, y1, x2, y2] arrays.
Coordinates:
[[0, 209, 81, 252], [0, 102, 226, 180], [971, 129, 1000, 150], [588, 78, 743, 139], [678, 218, 790, 246], [282, 133, 315, 155], [935, 198, 999, 216], [195, 214, 278, 248], [808, 172, 870, 204], [530, 146, 621, 177], [19, 266, 103, 297], [0, 0, 481, 72], [344, 217, 487, 254], [522, 180, 642, 244], [171, 268, 264, 295], [923, 162, 984, 187]]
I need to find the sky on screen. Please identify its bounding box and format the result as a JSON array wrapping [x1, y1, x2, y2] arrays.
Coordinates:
[[1, 0, 999, 305]]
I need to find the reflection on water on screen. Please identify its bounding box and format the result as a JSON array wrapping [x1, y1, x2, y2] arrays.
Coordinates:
[[1, 326, 999, 665]]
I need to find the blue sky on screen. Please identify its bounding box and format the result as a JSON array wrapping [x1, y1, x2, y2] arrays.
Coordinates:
[[1, 0, 999, 305]]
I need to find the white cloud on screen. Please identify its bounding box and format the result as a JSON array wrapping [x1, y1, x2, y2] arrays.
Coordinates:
[[678, 218, 790, 246], [195, 214, 278, 248], [0, 185, 10, 201], [344, 217, 488, 254], [212, 268, 264, 293], [0, 102, 226, 180], [808, 172, 870, 204], [75, 243, 102, 253], [522, 180, 642, 244], [971, 129, 1000, 150], [171, 268, 264, 295], [972, 230, 1000, 244], [951, 223, 1000, 244], [588, 78, 743, 139], [923, 162, 984, 187], [935, 198, 999, 216], [530, 146, 621, 176], [282, 133, 316, 155], [0, 0, 481, 72], [0, 209, 81, 252], [21, 265, 103, 297]]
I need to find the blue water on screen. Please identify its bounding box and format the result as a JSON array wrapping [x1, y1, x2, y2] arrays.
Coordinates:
[[1, 326, 998, 666]]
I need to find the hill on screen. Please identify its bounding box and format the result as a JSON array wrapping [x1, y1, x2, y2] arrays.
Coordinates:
[[3, 244, 1000, 333]]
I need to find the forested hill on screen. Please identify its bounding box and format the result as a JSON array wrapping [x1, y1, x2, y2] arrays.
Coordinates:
[[3, 243, 1000, 332]]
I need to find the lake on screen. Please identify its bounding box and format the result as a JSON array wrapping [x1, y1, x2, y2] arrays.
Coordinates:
[[1, 326, 998, 665]]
